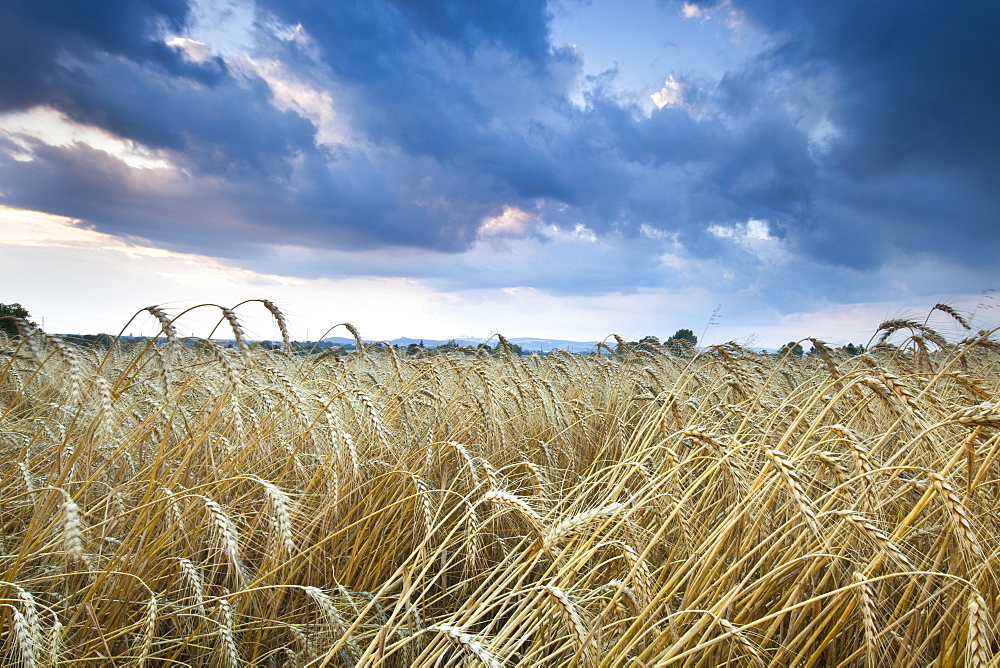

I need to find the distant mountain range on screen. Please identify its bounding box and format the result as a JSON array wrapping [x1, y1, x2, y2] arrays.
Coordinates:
[[321, 336, 605, 353]]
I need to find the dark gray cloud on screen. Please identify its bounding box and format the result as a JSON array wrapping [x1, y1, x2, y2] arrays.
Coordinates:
[[0, 0, 996, 306], [61, 55, 314, 178], [0, 0, 314, 182], [0, 0, 226, 110], [702, 0, 1000, 268], [256, 0, 553, 83]]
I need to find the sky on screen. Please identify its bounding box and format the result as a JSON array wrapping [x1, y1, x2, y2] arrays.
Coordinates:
[[0, 0, 997, 347]]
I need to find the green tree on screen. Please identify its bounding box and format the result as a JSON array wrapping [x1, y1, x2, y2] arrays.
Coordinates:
[[0, 303, 37, 339], [665, 328, 697, 355], [638, 335, 661, 347], [778, 341, 804, 357]]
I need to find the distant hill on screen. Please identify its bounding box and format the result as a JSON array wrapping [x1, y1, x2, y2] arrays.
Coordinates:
[[504, 337, 604, 353], [320, 336, 604, 353]]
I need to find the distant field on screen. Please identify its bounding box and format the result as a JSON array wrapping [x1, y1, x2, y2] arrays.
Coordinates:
[[1, 304, 998, 666]]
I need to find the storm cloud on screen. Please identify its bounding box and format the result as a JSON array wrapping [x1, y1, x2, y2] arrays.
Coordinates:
[[0, 0, 996, 308]]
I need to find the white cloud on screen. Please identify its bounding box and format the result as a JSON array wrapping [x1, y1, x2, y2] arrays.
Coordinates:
[[709, 218, 772, 243], [679, 1, 756, 43], [166, 37, 214, 63], [681, 3, 709, 20], [744, 218, 771, 241], [807, 117, 841, 156], [723, 4, 751, 33], [707, 224, 734, 239], [479, 206, 536, 238], [184, 0, 257, 58], [708, 218, 788, 269], [639, 224, 678, 242], [651, 76, 684, 109], [657, 252, 687, 270], [0, 108, 172, 169], [568, 224, 598, 243]]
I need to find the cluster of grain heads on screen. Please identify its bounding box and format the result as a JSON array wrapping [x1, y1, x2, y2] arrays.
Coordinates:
[[0, 303, 997, 664]]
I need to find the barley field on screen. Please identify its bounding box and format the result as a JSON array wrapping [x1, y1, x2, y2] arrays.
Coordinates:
[[1, 302, 998, 666]]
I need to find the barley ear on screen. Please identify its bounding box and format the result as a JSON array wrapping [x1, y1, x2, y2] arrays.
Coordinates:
[[10, 605, 38, 668], [967, 590, 992, 668], [431, 624, 502, 668], [136, 596, 157, 667]]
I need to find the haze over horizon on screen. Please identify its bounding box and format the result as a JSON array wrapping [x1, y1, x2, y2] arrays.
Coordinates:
[[1, 1, 997, 347]]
